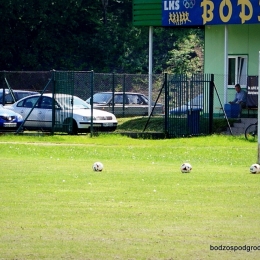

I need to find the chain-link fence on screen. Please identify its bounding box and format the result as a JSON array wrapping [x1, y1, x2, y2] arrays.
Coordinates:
[[1, 71, 255, 136], [0, 71, 52, 93], [0, 71, 165, 135], [0, 71, 167, 133], [0, 71, 166, 105], [84, 73, 165, 118]]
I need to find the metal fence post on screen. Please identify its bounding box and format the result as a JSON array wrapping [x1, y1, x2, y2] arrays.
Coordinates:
[[209, 74, 214, 134], [51, 70, 56, 135], [112, 73, 115, 115], [123, 74, 126, 117], [164, 73, 168, 137], [2, 71, 6, 104], [90, 70, 94, 137], [16, 72, 54, 134]]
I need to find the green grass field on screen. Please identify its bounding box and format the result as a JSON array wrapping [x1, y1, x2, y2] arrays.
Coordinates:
[[0, 134, 259, 259]]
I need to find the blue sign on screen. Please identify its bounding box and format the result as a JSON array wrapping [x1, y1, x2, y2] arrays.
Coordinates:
[[162, 0, 260, 26]]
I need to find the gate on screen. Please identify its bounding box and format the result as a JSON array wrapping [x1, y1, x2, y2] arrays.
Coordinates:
[[165, 74, 214, 137], [52, 71, 74, 133], [52, 71, 94, 134]]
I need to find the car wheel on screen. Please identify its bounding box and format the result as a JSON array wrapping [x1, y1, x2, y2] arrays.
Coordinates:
[[63, 118, 78, 135]]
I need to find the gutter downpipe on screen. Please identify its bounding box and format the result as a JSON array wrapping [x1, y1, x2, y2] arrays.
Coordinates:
[[148, 26, 153, 116], [224, 25, 228, 104]]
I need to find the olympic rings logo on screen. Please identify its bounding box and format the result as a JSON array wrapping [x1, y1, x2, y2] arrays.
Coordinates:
[[183, 0, 195, 9]]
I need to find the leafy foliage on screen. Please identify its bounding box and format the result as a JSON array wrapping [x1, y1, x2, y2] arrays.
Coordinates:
[[167, 30, 204, 76], [0, 0, 204, 74]]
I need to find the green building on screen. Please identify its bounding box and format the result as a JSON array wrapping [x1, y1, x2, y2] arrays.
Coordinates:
[[133, 0, 259, 113]]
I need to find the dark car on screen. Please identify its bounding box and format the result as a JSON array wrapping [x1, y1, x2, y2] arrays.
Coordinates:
[[86, 92, 164, 116], [0, 89, 38, 105]]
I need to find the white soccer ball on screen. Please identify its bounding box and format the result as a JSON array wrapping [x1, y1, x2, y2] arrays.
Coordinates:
[[181, 163, 192, 173], [249, 163, 260, 174], [92, 162, 104, 172]]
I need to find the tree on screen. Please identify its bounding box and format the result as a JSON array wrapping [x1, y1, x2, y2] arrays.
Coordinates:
[[0, 0, 102, 70], [0, 0, 204, 74], [166, 29, 204, 76]]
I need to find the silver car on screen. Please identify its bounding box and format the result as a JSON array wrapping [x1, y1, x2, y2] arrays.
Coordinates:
[[86, 92, 164, 116], [6, 93, 118, 134]]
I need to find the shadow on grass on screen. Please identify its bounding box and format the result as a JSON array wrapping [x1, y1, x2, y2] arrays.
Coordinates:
[[116, 117, 164, 132], [115, 116, 166, 139]]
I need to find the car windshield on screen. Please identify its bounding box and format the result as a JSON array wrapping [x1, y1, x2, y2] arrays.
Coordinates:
[[92, 93, 111, 103], [55, 95, 90, 109], [187, 94, 203, 106], [17, 92, 35, 99]]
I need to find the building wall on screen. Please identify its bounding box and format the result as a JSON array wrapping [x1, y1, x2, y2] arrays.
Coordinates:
[[204, 24, 260, 112]]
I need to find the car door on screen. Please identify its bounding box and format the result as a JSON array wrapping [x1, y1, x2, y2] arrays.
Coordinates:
[[37, 96, 53, 129], [14, 96, 53, 129], [126, 94, 148, 116], [112, 94, 126, 115], [34, 96, 63, 129], [105, 94, 128, 116]]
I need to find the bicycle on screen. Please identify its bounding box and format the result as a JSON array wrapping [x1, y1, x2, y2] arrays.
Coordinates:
[[245, 121, 258, 141]]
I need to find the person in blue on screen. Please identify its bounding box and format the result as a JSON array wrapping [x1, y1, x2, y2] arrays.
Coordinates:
[[229, 83, 247, 117]]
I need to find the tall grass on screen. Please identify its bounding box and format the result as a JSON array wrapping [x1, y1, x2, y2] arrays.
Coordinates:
[[0, 134, 259, 259]]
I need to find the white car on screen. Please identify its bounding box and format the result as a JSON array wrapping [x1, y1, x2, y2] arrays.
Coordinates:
[[6, 93, 117, 134]]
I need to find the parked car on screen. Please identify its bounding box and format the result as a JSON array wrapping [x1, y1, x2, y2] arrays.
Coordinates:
[[0, 105, 24, 131], [0, 89, 38, 105], [86, 92, 164, 116], [6, 93, 118, 134], [170, 94, 203, 115]]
